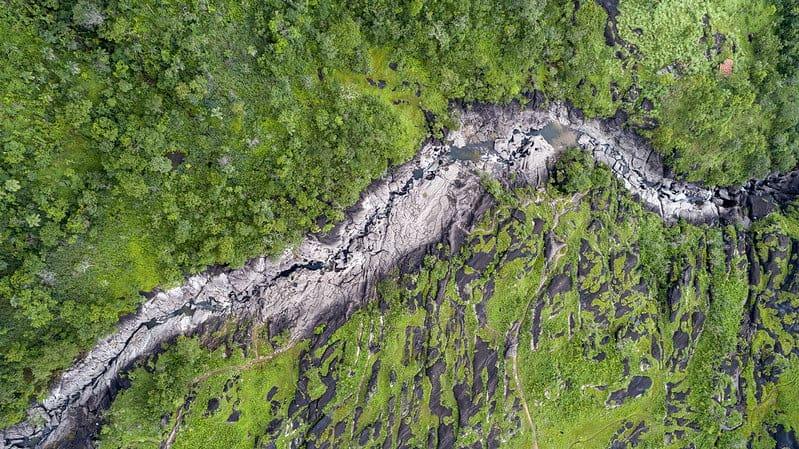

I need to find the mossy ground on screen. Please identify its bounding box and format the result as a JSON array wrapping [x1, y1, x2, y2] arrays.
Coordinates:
[[99, 167, 799, 449]]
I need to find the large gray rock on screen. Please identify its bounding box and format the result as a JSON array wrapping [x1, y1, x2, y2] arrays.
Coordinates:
[[3, 102, 798, 449]]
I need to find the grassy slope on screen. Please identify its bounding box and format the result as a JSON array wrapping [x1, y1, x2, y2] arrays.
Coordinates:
[[99, 167, 799, 448]]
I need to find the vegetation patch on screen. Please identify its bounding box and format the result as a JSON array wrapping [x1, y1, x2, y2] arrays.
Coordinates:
[[99, 172, 799, 448]]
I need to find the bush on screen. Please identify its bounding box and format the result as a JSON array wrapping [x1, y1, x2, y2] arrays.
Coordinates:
[[552, 147, 597, 194]]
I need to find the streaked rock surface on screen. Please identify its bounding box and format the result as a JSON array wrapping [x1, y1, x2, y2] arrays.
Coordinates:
[[3, 102, 798, 448]]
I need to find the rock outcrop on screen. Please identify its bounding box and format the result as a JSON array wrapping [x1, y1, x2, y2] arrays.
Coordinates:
[[466, 103, 799, 224], [3, 102, 798, 448]]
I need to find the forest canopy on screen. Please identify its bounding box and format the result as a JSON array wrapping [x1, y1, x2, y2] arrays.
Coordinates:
[[1, 0, 798, 425]]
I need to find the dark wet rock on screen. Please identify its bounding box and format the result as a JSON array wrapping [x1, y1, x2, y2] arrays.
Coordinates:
[[651, 338, 662, 361], [532, 218, 545, 235], [595, 0, 619, 19], [523, 90, 547, 109], [748, 195, 776, 220], [511, 209, 526, 223], [408, 326, 423, 358], [502, 246, 530, 264], [673, 330, 689, 351], [366, 360, 381, 397], [319, 345, 337, 364], [772, 424, 799, 449], [628, 376, 652, 396], [426, 428, 436, 448], [334, 421, 346, 437], [667, 266, 693, 319], [309, 415, 331, 438], [288, 376, 310, 416], [608, 376, 652, 406], [397, 421, 413, 447], [475, 299, 487, 327], [547, 274, 572, 297], [690, 311, 705, 340], [357, 425, 371, 445], [206, 398, 220, 415], [467, 251, 494, 272], [352, 406, 363, 433], [427, 359, 452, 418], [628, 421, 648, 445], [748, 247, 762, 287], [266, 386, 278, 401], [307, 375, 336, 423], [531, 299, 546, 350], [226, 408, 240, 422], [712, 33, 726, 55], [544, 232, 563, 262], [413, 375, 424, 401], [607, 109, 629, 129], [472, 337, 492, 396], [614, 302, 633, 318], [486, 426, 501, 449], [437, 423, 455, 449], [453, 382, 478, 427], [223, 377, 237, 393], [266, 418, 283, 435], [624, 252, 638, 272], [578, 241, 595, 277]]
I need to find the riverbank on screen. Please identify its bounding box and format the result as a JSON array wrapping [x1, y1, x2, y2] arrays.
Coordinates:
[[3, 102, 798, 448]]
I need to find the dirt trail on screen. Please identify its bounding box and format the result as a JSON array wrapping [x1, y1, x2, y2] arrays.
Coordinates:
[[507, 195, 578, 449]]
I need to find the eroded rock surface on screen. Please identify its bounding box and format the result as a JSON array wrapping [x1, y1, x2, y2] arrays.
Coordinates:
[[3, 102, 799, 448], [102, 179, 799, 449], [468, 103, 799, 224]]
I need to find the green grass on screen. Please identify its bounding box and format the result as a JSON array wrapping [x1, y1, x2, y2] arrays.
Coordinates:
[[97, 172, 799, 448], [94, 171, 799, 449]]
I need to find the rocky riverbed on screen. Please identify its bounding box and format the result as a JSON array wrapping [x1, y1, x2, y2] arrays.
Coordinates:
[[3, 102, 799, 448]]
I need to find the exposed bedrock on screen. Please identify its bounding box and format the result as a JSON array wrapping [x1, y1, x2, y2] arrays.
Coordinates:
[[467, 103, 799, 224], [3, 102, 799, 448]]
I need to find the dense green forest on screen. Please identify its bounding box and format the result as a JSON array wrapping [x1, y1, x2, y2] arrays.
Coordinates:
[[2, 0, 799, 426]]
